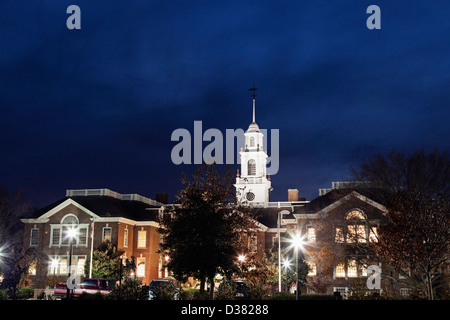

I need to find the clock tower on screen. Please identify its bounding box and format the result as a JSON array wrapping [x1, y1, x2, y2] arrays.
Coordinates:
[[235, 88, 272, 206]]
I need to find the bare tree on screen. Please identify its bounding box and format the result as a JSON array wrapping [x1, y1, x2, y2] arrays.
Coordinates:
[[350, 149, 450, 300], [0, 187, 40, 298]]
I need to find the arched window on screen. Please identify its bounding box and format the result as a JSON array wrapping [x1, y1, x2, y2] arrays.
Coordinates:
[[250, 136, 255, 147], [247, 159, 256, 175], [61, 214, 79, 225], [345, 210, 367, 243], [345, 210, 365, 220]]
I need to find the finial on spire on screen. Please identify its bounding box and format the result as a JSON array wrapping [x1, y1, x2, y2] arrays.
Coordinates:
[[248, 85, 258, 123], [248, 85, 257, 100]]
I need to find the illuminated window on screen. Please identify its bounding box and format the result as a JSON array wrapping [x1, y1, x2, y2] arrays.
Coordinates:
[[247, 159, 256, 175], [137, 257, 145, 277], [400, 288, 410, 297], [77, 257, 86, 275], [335, 227, 344, 243], [138, 230, 147, 248], [361, 264, 367, 276], [369, 227, 378, 243], [347, 260, 357, 277], [335, 263, 345, 278], [347, 225, 366, 243], [307, 261, 317, 276], [103, 227, 112, 242], [59, 258, 68, 274], [28, 261, 37, 275], [248, 233, 257, 252], [78, 228, 87, 245], [124, 228, 129, 248], [346, 210, 365, 220], [307, 227, 316, 243], [61, 226, 75, 245], [51, 215, 86, 247]]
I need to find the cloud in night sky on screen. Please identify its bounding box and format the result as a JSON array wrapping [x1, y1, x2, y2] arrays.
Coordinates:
[[0, 0, 449, 207]]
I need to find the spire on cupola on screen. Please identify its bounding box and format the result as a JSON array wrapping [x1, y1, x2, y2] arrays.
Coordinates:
[[247, 85, 259, 132]]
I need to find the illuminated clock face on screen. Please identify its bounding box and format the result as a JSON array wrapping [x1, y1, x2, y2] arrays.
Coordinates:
[[246, 192, 255, 201]]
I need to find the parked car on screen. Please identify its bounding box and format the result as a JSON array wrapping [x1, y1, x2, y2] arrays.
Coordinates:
[[148, 279, 179, 300], [54, 278, 115, 299], [218, 279, 250, 298]]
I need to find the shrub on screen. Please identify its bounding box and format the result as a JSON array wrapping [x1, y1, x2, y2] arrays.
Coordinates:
[[16, 287, 34, 300], [215, 281, 237, 300], [270, 292, 296, 300], [0, 290, 9, 300]]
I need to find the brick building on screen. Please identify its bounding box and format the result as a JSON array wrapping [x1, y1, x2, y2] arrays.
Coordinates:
[[21, 189, 168, 290]]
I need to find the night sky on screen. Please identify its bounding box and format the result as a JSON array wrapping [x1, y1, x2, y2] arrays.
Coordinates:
[[1, 1, 449, 208]]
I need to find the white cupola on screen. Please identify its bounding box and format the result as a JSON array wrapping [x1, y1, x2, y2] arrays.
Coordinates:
[[235, 88, 272, 206]]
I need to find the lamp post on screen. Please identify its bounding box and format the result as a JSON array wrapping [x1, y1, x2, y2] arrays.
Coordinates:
[[277, 210, 289, 292], [50, 258, 59, 290], [66, 227, 77, 299], [282, 258, 291, 293], [289, 231, 304, 301], [238, 255, 245, 277], [89, 218, 95, 278]]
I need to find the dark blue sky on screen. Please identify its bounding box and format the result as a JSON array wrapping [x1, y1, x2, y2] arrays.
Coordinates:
[[1, 0, 449, 208]]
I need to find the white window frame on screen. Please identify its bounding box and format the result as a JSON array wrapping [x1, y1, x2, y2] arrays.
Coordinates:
[[124, 228, 129, 248], [347, 260, 358, 278], [137, 230, 147, 248], [333, 287, 349, 299], [30, 228, 39, 246], [49, 214, 89, 247], [102, 227, 112, 242], [335, 263, 346, 278], [136, 257, 145, 277], [306, 226, 316, 243], [48, 255, 87, 276], [247, 159, 256, 176]]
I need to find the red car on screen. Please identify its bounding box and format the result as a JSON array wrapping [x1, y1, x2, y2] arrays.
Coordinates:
[[54, 278, 115, 299]]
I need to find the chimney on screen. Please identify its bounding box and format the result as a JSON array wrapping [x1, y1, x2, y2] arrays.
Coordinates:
[[288, 189, 299, 202], [155, 193, 168, 204]]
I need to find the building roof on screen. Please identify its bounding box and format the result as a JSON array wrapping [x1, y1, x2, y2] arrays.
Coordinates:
[[252, 187, 388, 229], [28, 195, 162, 222]]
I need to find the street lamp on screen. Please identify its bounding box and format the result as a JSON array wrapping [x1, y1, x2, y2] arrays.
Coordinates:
[[50, 258, 59, 290], [282, 258, 291, 293], [66, 227, 78, 299], [277, 210, 289, 292], [238, 255, 245, 276], [289, 232, 305, 300]]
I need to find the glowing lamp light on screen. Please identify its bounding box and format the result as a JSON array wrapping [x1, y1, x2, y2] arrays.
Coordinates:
[[289, 232, 305, 251], [50, 258, 59, 269], [282, 259, 291, 269], [66, 227, 78, 239], [238, 255, 246, 263]]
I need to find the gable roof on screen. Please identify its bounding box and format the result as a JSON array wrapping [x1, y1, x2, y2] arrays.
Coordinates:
[[292, 188, 387, 215], [24, 196, 163, 223], [253, 188, 388, 229]]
